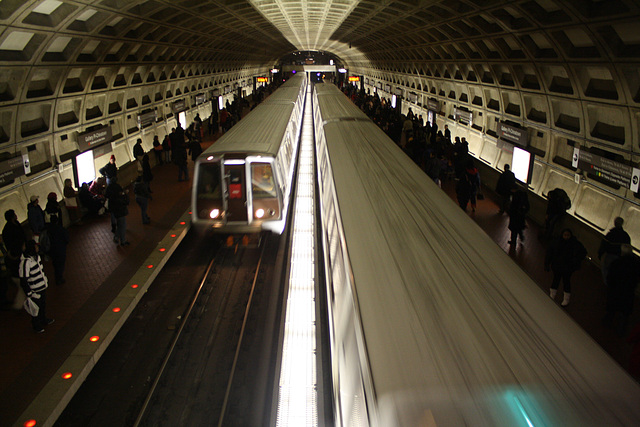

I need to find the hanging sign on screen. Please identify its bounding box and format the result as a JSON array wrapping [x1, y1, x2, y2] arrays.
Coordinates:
[[137, 111, 157, 128], [0, 156, 26, 185], [573, 147, 640, 190], [498, 122, 528, 147], [172, 99, 186, 113], [257, 77, 268, 82], [77, 126, 112, 152], [427, 99, 439, 112]]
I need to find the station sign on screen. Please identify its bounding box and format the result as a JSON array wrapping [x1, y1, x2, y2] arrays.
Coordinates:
[[257, 77, 268, 82], [385, 84, 391, 93], [408, 92, 418, 103], [0, 156, 28, 185], [77, 126, 112, 152], [454, 108, 472, 123], [394, 87, 404, 97], [137, 111, 157, 128], [426, 99, 440, 112], [572, 147, 640, 191], [498, 122, 528, 148], [195, 94, 206, 105], [348, 76, 360, 82], [172, 99, 186, 113]]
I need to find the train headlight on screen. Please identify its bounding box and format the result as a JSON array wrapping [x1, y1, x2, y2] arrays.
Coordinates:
[[255, 208, 265, 219], [210, 209, 220, 219]]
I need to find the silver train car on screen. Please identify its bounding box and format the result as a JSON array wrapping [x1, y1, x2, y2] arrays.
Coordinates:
[[192, 74, 307, 234], [313, 83, 640, 427]]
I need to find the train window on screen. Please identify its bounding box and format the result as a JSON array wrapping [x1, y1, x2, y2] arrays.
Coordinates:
[[251, 163, 276, 199], [196, 163, 222, 199]]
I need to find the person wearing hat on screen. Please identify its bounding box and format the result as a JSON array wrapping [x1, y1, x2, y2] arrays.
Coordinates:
[[27, 195, 45, 238], [99, 155, 118, 186]]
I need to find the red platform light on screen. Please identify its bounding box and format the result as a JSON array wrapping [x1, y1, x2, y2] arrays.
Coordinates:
[[90, 336, 100, 342], [188, 211, 192, 214], [159, 248, 166, 252], [131, 284, 139, 289], [171, 234, 176, 238], [24, 420, 36, 427], [147, 264, 154, 269], [180, 221, 186, 225], [62, 372, 73, 379], [112, 307, 121, 313]]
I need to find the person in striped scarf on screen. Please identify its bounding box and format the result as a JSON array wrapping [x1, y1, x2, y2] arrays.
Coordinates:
[[19, 239, 54, 333]]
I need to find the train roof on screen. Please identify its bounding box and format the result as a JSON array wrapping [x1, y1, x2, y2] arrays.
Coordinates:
[[317, 88, 640, 424], [201, 79, 304, 157], [314, 83, 368, 123]]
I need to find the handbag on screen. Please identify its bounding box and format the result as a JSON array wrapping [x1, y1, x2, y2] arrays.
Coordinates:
[[24, 295, 40, 317]]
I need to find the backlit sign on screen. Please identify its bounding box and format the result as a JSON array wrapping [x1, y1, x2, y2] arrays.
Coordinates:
[[257, 77, 268, 82], [348, 76, 360, 82]]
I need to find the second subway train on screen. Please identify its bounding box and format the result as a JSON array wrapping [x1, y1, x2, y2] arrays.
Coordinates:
[[312, 83, 640, 426], [192, 73, 307, 234]]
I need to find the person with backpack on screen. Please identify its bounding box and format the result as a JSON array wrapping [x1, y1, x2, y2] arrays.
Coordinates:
[[545, 228, 587, 307], [45, 215, 69, 285], [544, 188, 571, 239], [19, 239, 54, 333], [507, 187, 530, 247]]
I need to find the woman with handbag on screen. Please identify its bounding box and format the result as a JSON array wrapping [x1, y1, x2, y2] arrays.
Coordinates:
[[19, 239, 54, 333]]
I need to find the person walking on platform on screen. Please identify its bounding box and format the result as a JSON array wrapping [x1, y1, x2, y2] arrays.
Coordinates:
[[598, 217, 631, 284], [141, 153, 153, 193], [464, 159, 481, 212], [545, 228, 587, 307], [152, 135, 163, 165], [134, 176, 151, 225], [106, 182, 130, 246], [508, 187, 530, 247], [2, 209, 27, 310], [99, 155, 118, 186], [46, 215, 69, 286], [162, 134, 171, 164], [603, 244, 640, 335], [19, 239, 53, 333], [27, 195, 45, 239], [496, 164, 516, 214], [133, 138, 144, 162]]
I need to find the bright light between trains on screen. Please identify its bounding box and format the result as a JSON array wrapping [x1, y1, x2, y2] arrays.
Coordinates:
[[209, 209, 220, 219], [255, 208, 265, 218], [276, 85, 317, 427]]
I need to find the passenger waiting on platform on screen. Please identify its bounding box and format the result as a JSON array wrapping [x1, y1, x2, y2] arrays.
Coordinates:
[[133, 138, 144, 162], [543, 188, 571, 240], [152, 135, 163, 165], [89, 176, 107, 199], [46, 215, 69, 286], [189, 137, 203, 162], [508, 187, 530, 247], [464, 159, 481, 212], [99, 155, 118, 186], [162, 134, 171, 163], [141, 153, 153, 193], [105, 181, 129, 246], [603, 244, 640, 335], [545, 228, 587, 307], [63, 179, 80, 223], [456, 173, 472, 211], [425, 151, 442, 187], [2, 209, 27, 310], [134, 176, 151, 225], [496, 164, 516, 214], [19, 239, 53, 333], [598, 217, 631, 284], [44, 192, 62, 224], [78, 183, 104, 216], [27, 195, 45, 238]]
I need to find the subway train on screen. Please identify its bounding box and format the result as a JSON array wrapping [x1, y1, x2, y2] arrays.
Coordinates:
[[313, 83, 640, 426], [191, 73, 307, 234]]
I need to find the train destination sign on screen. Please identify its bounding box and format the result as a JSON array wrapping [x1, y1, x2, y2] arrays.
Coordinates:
[[348, 76, 360, 82], [572, 147, 640, 191], [77, 126, 112, 152], [427, 99, 439, 112], [498, 122, 528, 147], [257, 77, 268, 82]]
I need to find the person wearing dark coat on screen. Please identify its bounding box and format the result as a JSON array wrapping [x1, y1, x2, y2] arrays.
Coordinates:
[[44, 192, 62, 224], [141, 153, 153, 192], [99, 155, 118, 186], [456, 173, 472, 211], [133, 176, 151, 225], [545, 228, 587, 307], [603, 244, 640, 335], [2, 209, 27, 309], [105, 181, 129, 245], [45, 215, 69, 285], [133, 138, 144, 161], [189, 138, 203, 162], [598, 216, 631, 284], [27, 195, 45, 237], [464, 160, 481, 212], [496, 164, 516, 214], [508, 187, 530, 247], [544, 188, 571, 239]]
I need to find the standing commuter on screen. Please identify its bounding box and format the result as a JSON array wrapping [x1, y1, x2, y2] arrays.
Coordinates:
[[2, 209, 27, 309], [107, 183, 130, 246], [603, 244, 640, 335], [152, 135, 163, 165], [162, 134, 172, 164], [46, 215, 69, 286], [496, 164, 516, 214], [133, 138, 144, 162], [598, 217, 631, 284], [544, 188, 571, 240], [19, 239, 53, 333], [545, 228, 587, 307], [508, 187, 530, 247], [134, 176, 151, 225], [27, 195, 45, 239], [99, 155, 118, 186], [44, 192, 62, 224]]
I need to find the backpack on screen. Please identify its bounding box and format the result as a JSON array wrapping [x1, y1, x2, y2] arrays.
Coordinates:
[[39, 229, 51, 254]]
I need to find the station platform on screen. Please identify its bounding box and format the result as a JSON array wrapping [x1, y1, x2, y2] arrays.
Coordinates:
[[1, 145, 638, 426]]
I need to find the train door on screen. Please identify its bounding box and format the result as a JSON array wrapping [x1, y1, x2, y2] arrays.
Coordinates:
[[224, 162, 248, 223]]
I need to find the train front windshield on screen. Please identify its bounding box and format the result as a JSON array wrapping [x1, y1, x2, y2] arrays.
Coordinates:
[[196, 162, 223, 220]]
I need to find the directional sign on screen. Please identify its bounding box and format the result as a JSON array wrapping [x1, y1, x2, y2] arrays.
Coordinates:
[[574, 147, 637, 189]]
